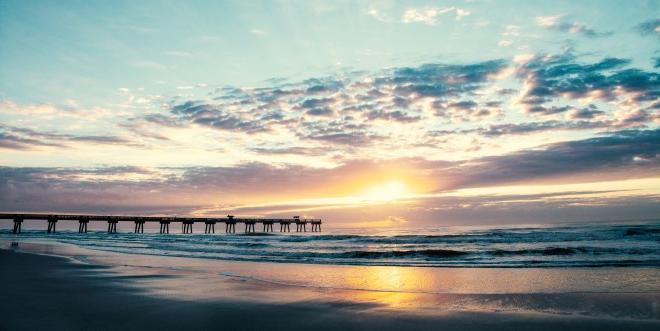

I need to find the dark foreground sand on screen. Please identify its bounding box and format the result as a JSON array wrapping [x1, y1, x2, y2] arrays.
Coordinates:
[[1, 248, 659, 331]]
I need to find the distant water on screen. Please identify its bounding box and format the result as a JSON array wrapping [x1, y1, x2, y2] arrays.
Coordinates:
[[1, 222, 659, 267]]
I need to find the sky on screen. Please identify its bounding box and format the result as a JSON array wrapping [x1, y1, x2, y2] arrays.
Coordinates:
[[0, 0, 659, 227]]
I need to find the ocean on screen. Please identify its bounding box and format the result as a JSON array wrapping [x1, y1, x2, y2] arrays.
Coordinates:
[[1, 221, 658, 267]]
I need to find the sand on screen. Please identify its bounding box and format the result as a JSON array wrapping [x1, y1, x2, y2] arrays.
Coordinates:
[[1, 241, 659, 330]]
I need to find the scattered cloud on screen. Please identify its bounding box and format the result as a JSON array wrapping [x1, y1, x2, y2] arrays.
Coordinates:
[[366, 8, 391, 22], [401, 7, 470, 25], [536, 15, 612, 38], [170, 101, 267, 133], [0, 125, 138, 151], [503, 25, 521, 37], [634, 18, 660, 37], [536, 15, 561, 27], [515, 53, 657, 117]]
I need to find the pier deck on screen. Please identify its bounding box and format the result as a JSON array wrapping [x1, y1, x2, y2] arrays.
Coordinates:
[[0, 213, 321, 234]]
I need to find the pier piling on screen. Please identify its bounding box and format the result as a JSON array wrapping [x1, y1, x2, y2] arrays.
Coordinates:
[[204, 221, 215, 234], [78, 218, 89, 233], [226, 215, 236, 233], [47, 216, 58, 234], [107, 220, 118, 233], [159, 221, 170, 234], [134, 220, 145, 233], [293, 216, 307, 232], [12, 218, 23, 234], [182, 220, 194, 234], [263, 221, 274, 232]]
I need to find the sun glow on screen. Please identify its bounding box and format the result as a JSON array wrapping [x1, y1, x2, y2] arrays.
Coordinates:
[[358, 180, 412, 202]]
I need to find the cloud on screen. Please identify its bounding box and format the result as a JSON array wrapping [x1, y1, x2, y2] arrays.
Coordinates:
[[366, 8, 391, 22], [526, 105, 574, 116], [126, 52, 659, 163], [0, 100, 112, 120], [297, 119, 384, 145], [476, 120, 607, 137], [2, 129, 657, 218], [432, 100, 502, 122], [569, 105, 606, 120], [455, 9, 471, 20], [401, 7, 470, 25], [0, 132, 64, 150], [634, 18, 660, 37], [515, 53, 658, 115], [0, 125, 137, 151], [536, 15, 561, 27], [403, 192, 660, 225], [384, 60, 508, 98], [536, 15, 612, 38], [247, 146, 329, 156], [155, 59, 509, 150], [428, 117, 611, 138], [503, 25, 520, 37], [366, 109, 421, 122], [170, 101, 267, 133], [0, 166, 195, 214], [2, 52, 644, 171], [444, 129, 660, 189], [615, 108, 660, 128], [298, 97, 336, 116], [557, 22, 612, 38]]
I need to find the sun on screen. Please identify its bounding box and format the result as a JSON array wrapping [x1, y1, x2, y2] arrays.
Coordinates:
[[359, 180, 412, 202]]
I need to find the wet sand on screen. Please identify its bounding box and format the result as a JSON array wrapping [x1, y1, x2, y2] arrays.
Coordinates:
[[1, 241, 659, 330]]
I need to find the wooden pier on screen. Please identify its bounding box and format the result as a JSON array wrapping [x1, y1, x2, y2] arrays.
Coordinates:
[[0, 213, 321, 234]]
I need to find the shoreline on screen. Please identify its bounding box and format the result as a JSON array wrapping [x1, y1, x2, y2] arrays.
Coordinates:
[[1, 240, 659, 330], [4, 239, 660, 295]]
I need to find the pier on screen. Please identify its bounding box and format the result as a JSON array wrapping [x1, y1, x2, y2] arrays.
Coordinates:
[[0, 213, 321, 234]]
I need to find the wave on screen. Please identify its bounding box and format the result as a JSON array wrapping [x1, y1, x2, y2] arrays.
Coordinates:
[[490, 247, 580, 256], [338, 249, 469, 259], [489, 246, 656, 256], [624, 228, 660, 236]]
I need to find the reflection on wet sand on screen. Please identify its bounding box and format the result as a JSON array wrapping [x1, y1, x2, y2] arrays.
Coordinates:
[[3, 240, 659, 319]]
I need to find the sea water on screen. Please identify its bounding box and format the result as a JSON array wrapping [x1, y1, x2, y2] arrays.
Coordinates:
[[1, 221, 658, 267]]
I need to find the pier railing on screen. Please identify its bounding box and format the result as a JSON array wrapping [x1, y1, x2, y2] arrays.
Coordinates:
[[0, 213, 322, 234]]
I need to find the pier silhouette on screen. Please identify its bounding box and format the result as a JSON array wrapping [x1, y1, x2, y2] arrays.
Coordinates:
[[1, 213, 321, 234]]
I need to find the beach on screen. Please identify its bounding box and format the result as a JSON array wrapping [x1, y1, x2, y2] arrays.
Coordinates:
[[1, 239, 659, 331], [2, 0, 659, 329]]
